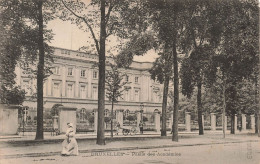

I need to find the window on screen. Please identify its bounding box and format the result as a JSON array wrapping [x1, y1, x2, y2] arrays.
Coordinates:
[[67, 84, 74, 98], [80, 109, 86, 122], [52, 67, 60, 75], [153, 91, 159, 102], [22, 81, 30, 95], [80, 86, 86, 99], [104, 109, 110, 117], [92, 86, 98, 99], [124, 109, 130, 117], [124, 89, 130, 101], [134, 90, 140, 102], [81, 70, 86, 77], [68, 68, 73, 76], [135, 77, 139, 83], [125, 75, 129, 82], [53, 83, 60, 97], [93, 71, 98, 79]]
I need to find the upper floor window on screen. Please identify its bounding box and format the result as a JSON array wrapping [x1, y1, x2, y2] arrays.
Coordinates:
[[135, 77, 139, 83], [22, 80, 30, 95], [81, 70, 86, 77], [80, 86, 86, 99], [52, 67, 60, 75], [67, 84, 74, 98], [93, 71, 98, 79], [125, 75, 129, 82], [61, 49, 70, 55], [68, 68, 73, 76], [134, 90, 140, 102], [53, 83, 60, 97], [92, 86, 98, 99], [124, 89, 130, 101]]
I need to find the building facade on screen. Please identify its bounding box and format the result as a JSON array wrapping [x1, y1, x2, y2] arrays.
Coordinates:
[[15, 47, 163, 120]]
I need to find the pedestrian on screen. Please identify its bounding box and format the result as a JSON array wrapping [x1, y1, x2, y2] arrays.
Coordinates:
[[116, 122, 121, 135], [139, 121, 143, 134], [61, 123, 79, 156]]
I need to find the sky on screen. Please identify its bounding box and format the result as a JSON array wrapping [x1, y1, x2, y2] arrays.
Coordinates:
[[47, 19, 159, 63]]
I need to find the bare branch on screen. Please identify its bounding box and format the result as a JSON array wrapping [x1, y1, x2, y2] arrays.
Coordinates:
[[61, 0, 100, 54], [105, 0, 114, 25], [106, 22, 117, 38]]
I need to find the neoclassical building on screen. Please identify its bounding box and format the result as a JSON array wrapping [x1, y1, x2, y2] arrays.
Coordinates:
[[15, 47, 163, 120]]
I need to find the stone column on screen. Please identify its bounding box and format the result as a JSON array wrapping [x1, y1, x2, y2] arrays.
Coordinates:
[[116, 109, 124, 126], [0, 104, 19, 135], [154, 110, 160, 132], [250, 115, 255, 132], [210, 113, 216, 131], [235, 114, 238, 132], [136, 111, 141, 129], [185, 112, 191, 132], [53, 116, 59, 130], [202, 114, 205, 130], [242, 114, 246, 131], [57, 106, 77, 134], [94, 109, 98, 132], [169, 111, 173, 129]]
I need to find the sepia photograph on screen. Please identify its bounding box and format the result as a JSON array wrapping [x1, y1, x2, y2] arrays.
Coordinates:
[[0, 0, 259, 163]]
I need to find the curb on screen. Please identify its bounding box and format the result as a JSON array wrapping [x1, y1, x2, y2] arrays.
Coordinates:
[[1, 139, 259, 159]]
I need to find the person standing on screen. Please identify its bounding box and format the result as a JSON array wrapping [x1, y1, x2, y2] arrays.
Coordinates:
[[61, 123, 79, 156], [139, 121, 143, 134], [116, 122, 121, 135]]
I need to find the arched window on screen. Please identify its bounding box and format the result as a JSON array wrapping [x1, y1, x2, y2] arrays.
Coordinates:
[[104, 109, 110, 117], [80, 108, 86, 122]]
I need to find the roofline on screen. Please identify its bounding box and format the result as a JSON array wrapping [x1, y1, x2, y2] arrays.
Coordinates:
[[51, 46, 154, 64]]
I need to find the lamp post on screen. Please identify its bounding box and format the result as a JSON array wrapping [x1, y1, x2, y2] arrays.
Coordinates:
[[140, 103, 144, 122]]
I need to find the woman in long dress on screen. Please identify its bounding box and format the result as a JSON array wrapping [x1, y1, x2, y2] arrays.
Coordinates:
[[61, 123, 79, 156]]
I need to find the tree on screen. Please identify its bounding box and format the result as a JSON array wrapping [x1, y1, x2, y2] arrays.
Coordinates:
[[57, 0, 148, 145], [205, 0, 259, 137], [144, 0, 188, 142], [149, 48, 173, 136], [0, 0, 55, 140], [105, 63, 127, 137], [180, 46, 212, 135]]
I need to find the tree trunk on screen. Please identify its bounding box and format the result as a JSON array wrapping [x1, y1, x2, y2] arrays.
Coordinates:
[[197, 79, 204, 135], [110, 99, 114, 137], [96, 0, 106, 145], [161, 74, 169, 136], [172, 43, 179, 142], [255, 114, 258, 134], [258, 114, 260, 137], [230, 114, 235, 134], [35, 0, 44, 140], [222, 79, 226, 138]]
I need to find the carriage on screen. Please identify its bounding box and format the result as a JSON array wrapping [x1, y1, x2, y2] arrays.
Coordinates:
[[121, 126, 138, 136]]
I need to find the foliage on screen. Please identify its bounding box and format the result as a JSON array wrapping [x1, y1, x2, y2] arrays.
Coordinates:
[[105, 63, 127, 102], [0, 0, 55, 105], [126, 115, 136, 121], [0, 86, 25, 105], [88, 115, 95, 124], [50, 104, 63, 116], [104, 116, 111, 123]]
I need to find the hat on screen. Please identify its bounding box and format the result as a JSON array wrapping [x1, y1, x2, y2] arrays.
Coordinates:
[[67, 123, 73, 128]]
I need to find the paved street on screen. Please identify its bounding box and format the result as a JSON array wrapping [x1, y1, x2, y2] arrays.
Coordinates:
[[1, 142, 260, 164], [0, 132, 260, 164]]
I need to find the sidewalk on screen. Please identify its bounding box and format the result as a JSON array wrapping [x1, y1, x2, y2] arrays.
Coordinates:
[[0, 131, 259, 159]]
